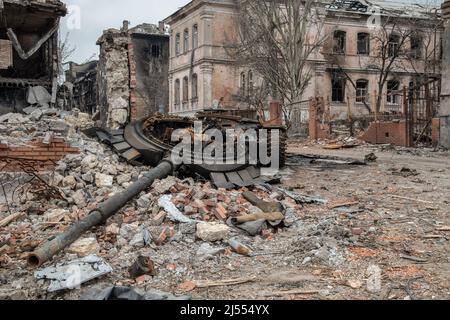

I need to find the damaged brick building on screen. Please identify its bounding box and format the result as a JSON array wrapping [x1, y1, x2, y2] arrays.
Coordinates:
[[0, 0, 66, 114], [64, 60, 98, 114], [96, 21, 169, 129]]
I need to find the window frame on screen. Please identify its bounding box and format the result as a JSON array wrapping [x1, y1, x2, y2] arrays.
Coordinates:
[[357, 33, 370, 55], [410, 35, 422, 59], [240, 72, 247, 97], [387, 80, 400, 105], [183, 29, 189, 53], [182, 76, 189, 103], [356, 79, 369, 103], [191, 73, 198, 100], [331, 73, 346, 103], [333, 30, 347, 54], [175, 33, 181, 55], [192, 24, 199, 49], [174, 79, 181, 107], [247, 70, 254, 96], [388, 34, 400, 58]]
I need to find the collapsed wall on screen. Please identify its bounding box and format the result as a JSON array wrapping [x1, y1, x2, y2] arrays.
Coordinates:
[[0, 0, 67, 114], [96, 22, 169, 130], [96, 29, 130, 129]]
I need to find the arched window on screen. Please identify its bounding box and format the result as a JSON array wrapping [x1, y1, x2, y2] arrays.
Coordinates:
[[175, 33, 181, 55], [247, 70, 254, 96], [183, 76, 189, 103], [356, 79, 369, 103], [192, 24, 198, 49], [240, 72, 246, 96], [183, 29, 189, 53], [387, 80, 400, 104], [174, 79, 180, 107], [388, 34, 400, 58], [192, 74, 198, 99], [357, 33, 370, 55], [333, 31, 346, 54]]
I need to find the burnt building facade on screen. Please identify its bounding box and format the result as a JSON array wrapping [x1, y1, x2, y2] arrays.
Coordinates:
[[64, 60, 98, 114], [0, 0, 66, 114], [96, 22, 169, 129]]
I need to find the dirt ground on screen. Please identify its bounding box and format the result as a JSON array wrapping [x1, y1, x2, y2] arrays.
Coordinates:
[[0, 140, 449, 300]]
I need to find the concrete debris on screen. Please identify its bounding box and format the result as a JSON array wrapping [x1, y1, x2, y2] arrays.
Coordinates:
[[35, 255, 113, 293], [95, 173, 114, 187], [27, 87, 52, 108], [196, 222, 231, 242], [67, 238, 101, 257], [158, 195, 194, 224]]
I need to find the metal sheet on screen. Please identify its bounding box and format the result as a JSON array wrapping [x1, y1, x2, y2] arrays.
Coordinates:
[[121, 148, 141, 161], [211, 172, 235, 189], [113, 142, 132, 152], [238, 169, 254, 185], [35, 255, 113, 293], [247, 166, 261, 179], [226, 172, 253, 187]]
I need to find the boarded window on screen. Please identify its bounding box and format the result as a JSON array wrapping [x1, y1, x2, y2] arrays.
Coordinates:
[[357, 33, 370, 55], [0, 40, 13, 70]]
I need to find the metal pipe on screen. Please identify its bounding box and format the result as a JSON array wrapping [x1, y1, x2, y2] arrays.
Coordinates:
[[28, 159, 175, 267]]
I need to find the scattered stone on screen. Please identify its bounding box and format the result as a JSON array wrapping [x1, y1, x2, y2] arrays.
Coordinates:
[[196, 222, 231, 242], [67, 237, 100, 257], [44, 209, 68, 223], [117, 173, 132, 185], [62, 176, 77, 189], [95, 173, 113, 187]]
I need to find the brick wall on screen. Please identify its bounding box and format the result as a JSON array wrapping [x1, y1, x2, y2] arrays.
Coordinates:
[[0, 137, 79, 162], [360, 121, 411, 147], [432, 118, 440, 147]]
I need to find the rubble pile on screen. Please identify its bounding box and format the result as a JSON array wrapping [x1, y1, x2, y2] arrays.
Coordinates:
[[0, 110, 449, 300]]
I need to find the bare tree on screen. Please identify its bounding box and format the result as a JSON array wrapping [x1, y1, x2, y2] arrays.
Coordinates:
[[230, 0, 327, 128], [58, 32, 76, 83], [325, 5, 442, 113]]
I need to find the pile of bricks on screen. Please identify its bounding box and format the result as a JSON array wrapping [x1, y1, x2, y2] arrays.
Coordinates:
[[0, 137, 79, 164], [161, 180, 267, 223]]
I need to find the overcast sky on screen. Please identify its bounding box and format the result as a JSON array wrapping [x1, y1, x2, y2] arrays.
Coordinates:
[[61, 0, 190, 63], [61, 0, 442, 64]]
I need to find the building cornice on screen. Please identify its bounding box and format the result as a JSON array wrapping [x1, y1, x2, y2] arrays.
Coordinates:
[[163, 0, 236, 25]]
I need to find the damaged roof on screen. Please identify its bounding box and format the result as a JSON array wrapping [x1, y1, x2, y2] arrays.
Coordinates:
[[325, 0, 441, 19]]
